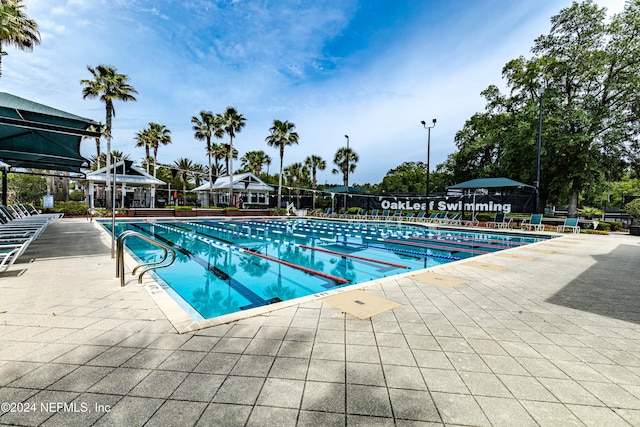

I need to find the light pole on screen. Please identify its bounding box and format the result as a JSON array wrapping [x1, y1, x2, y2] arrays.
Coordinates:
[[421, 119, 436, 198], [536, 90, 543, 213], [344, 134, 349, 210]]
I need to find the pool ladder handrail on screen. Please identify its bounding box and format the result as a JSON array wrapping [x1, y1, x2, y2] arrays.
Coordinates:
[[116, 230, 177, 287]]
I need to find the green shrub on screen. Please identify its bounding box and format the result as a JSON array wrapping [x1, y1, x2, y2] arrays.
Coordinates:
[[607, 221, 623, 232], [625, 198, 640, 219], [577, 206, 604, 219], [52, 201, 89, 215], [69, 191, 84, 202], [174, 206, 195, 210], [477, 213, 494, 222]]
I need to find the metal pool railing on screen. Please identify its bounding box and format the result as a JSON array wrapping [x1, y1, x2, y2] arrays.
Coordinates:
[[116, 230, 177, 287]]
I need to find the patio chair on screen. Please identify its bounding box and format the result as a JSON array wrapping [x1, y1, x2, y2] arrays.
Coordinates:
[[403, 212, 414, 221], [444, 213, 463, 225], [20, 203, 64, 222], [557, 217, 580, 234], [463, 212, 479, 227], [411, 211, 426, 222], [424, 212, 439, 223], [0, 239, 33, 273], [487, 212, 512, 229], [521, 213, 545, 232], [433, 211, 449, 223], [390, 211, 403, 221]]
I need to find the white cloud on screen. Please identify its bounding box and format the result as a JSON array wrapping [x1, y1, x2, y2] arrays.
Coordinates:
[[3, 0, 627, 184]]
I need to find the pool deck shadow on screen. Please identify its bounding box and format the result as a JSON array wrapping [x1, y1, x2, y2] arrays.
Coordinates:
[[1, 218, 640, 426]]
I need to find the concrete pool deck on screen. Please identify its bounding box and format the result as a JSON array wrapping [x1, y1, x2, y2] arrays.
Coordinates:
[[0, 217, 639, 426]]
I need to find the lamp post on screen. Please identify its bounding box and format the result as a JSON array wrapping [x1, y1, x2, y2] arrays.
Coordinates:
[[111, 157, 118, 258], [344, 134, 349, 210], [536, 90, 543, 213], [421, 119, 436, 198]]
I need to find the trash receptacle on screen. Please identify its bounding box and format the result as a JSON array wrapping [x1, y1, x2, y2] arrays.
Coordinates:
[[157, 198, 166, 208]]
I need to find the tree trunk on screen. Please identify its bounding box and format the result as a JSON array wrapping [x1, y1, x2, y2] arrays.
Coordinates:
[[62, 173, 70, 202], [568, 192, 578, 216]]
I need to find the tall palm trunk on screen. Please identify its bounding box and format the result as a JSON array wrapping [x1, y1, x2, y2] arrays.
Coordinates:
[[277, 147, 284, 210], [228, 136, 234, 205]]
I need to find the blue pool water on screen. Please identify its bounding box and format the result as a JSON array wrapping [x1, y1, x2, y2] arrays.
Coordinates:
[[103, 218, 550, 320]]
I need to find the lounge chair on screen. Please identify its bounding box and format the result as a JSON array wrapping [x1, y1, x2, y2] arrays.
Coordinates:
[[521, 214, 545, 231], [412, 211, 426, 222], [381, 209, 390, 220], [320, 208, 333, 217], [433, 211, 449, 223], [463, 212, 479, 227], [27, 204, 64, 222], [444, 213, 462, 225], [403, 212, 414, 221], [390, 211, 403, 221], [424, 212, 439, 223], [368, 209, 379, 220], [487, 212, 512, 229], [557, 217, 580, 234], [0, 239, 33, 273]]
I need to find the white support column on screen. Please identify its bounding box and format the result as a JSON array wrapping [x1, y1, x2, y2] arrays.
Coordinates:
[[88, 182, 95, 209]]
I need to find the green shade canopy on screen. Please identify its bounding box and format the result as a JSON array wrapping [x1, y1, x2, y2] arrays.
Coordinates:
[[324, 186, 368, 194], [447, 177, 535, 190], [0, 92, 100, 173]]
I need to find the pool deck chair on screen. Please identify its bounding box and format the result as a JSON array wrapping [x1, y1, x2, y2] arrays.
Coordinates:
[[487, 212, 512, 229], [521, 213, 545, 232], [368, 209, 379, 220], [424, 212, 439, 223], [557, 217, 580, 234], [444, 213, 462, 225], [412, 211, 426, 222], [463, 212, 479, 227]]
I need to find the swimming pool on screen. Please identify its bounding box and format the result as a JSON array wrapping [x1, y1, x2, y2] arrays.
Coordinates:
[[103, 218, 550, 321]]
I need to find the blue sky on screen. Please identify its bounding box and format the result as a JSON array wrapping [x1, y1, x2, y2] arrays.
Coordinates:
[[1, 0, 625, 184]]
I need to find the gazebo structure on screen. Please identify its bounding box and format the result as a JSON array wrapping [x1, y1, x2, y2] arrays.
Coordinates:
[[193, 172, 274, 208], [80, 160, 165, 209]]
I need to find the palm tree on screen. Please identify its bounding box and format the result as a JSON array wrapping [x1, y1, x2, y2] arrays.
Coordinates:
[[192, 163, 206, 187], [221, 107, 246, 205], [0, 0, 40, 78], [192, 111, 224, 203], [209, 142, 228, 178], [134, 128, 153, 173], [82, 123, 105, 170], [174, 157, 194, 205], [240, 150, 271, 176], [147, 122, 171, 177], [332, 147, 358, 210], [266, 119, 299, 210], [284, 162, 308, 208], [305, 154, 326, 210], [81, 64, 137, 209]]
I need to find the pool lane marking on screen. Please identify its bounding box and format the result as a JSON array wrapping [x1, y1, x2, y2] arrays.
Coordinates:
[[190, 220, 459, 262], [183, 221, 350, 284], [299, 245, 409, 269], [383, 238, 490, 255], [253, 219, 524, 248], [128, 223, 272, 310], [243, 250, 349, 284]]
